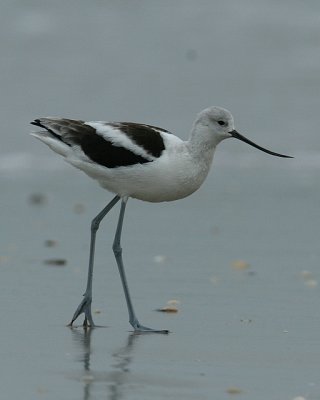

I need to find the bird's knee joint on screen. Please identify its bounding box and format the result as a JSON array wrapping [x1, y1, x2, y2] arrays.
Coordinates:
[[112, 243, 122, 256], [91, 219, 100, 231]]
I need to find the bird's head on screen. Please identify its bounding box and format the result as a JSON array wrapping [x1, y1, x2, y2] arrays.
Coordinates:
[[196, 106, 293, 158]]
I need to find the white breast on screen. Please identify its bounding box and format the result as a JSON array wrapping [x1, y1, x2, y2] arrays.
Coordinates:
[[68, 134, 215, 203]]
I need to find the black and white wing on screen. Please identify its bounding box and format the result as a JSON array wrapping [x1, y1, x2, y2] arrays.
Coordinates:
[[31, 118, 171, 168]]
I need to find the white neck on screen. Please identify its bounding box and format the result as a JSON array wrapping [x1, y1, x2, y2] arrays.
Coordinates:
[[187, 120, 223, 159]]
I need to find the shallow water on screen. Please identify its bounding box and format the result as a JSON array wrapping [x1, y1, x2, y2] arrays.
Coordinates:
[[1, 1, 320, 399], [2, 166, 320, 399]]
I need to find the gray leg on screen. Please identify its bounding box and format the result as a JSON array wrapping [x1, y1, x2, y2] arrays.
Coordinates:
[[113, 198, 169, 333], [68, 195, 121, 327]]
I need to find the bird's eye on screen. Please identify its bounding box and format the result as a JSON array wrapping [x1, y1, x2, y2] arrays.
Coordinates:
[[218, 120, 226, 126]]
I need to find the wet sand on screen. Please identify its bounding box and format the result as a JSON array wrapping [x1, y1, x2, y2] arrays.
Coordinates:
[[1, 1, 320, 398], [1, 166, 319, 399]]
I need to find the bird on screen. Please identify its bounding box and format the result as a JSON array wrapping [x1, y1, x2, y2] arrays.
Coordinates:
[[31, 106, 292, 333]]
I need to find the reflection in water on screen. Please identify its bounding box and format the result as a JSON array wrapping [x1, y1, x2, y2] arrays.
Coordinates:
[[70, 326, 93, 371], [69, 327, 139, 400], [69, 327, 94, 400], [108, 334, 136, 400]]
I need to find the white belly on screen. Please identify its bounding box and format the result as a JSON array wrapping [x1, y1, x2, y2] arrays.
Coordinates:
[[68, 145, 215, 203]]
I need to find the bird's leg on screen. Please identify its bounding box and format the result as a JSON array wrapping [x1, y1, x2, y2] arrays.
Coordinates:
[[68, 195, 121, 327], [113, 198, 169, 334]]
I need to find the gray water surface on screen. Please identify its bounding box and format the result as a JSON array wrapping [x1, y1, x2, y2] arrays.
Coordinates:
[[1, 1, 320, 399]]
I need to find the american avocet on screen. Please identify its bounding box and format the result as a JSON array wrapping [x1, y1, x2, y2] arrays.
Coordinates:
[[31, 106, 292, 333]]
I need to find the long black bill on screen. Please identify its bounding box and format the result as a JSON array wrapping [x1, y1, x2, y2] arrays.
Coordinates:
[[230, 130, 293, 158]]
